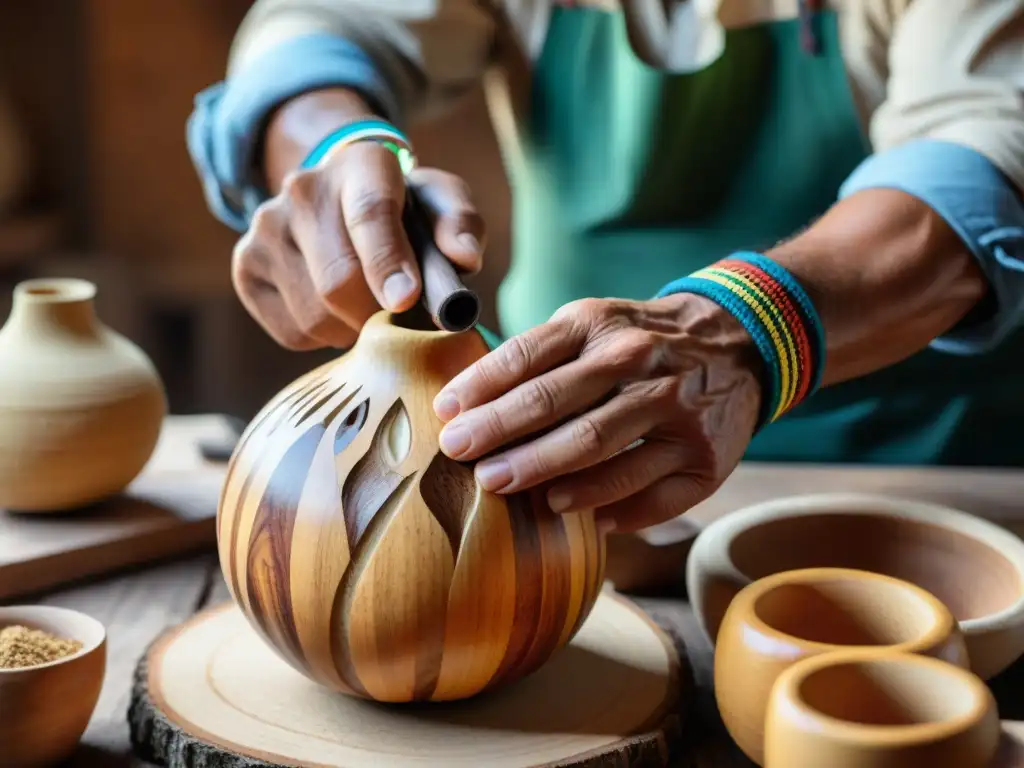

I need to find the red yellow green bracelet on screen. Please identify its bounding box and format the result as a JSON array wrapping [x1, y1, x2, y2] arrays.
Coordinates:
[[656, 252, 826, 429]]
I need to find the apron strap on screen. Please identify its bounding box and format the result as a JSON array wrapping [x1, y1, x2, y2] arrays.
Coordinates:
[[799, 0, 824, 54]]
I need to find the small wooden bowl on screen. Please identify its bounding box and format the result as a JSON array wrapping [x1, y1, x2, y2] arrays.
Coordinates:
[[0, 605, 107, 767], [714, 567, 969, 766], [688, 493, 1024, 679], [765, 649, 1000, 767]]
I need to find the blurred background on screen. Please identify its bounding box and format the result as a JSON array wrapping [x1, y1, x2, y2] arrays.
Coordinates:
[[0, 1, 512, 420]]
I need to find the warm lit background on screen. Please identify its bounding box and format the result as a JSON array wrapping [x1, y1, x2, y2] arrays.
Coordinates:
[[0, 1, 512, 419]]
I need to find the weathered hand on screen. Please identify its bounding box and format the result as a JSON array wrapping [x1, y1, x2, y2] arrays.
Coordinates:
[[432, 294, 764, 532], [232, 140, 485, 351]]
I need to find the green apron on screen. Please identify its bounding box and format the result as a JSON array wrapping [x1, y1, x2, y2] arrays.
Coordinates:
[[491, 6, 1024, 467]]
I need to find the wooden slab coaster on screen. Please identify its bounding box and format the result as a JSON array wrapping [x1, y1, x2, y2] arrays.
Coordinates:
[[129, 592, 686, 768]]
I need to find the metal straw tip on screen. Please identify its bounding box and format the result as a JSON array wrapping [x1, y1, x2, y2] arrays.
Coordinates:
[[436, 289, 481, 332]]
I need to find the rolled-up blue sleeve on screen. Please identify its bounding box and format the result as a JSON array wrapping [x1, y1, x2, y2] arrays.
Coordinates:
[[186, 33, 398, 232], [838, 138, 1024, 355]]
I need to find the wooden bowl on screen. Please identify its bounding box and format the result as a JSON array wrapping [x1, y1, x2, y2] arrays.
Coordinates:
[[714, 567, 969, 766], [217, 312, 607, 703], [765, 649, 1000, 767], [688, 493, 1024, 679], [0, 605, 106, 767]]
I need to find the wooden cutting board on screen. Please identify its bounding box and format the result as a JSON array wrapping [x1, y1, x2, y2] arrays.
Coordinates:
[[0, 415, 236, 601]]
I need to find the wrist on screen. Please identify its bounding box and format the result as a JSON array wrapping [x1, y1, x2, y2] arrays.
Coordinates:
[[656, 252, 827, 429], [302, 119, 416, 175], [263, 88, 379, 193]]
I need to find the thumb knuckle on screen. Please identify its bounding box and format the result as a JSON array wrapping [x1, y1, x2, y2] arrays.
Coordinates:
[[346, 189, 402, 229], [279, 169, 322, 205]]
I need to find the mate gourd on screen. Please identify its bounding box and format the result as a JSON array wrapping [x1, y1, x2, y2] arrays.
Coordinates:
[[217, 312, 606, 702]]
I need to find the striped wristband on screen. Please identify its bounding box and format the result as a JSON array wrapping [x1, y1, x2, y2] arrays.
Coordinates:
[[660, 252, 825, 430], [300, 118, 417, 174]]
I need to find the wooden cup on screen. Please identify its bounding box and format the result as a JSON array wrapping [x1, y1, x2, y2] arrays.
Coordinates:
[[714, 567, 970, 766], [0, 605, 106, 767], [765, 649, 1000, 767]]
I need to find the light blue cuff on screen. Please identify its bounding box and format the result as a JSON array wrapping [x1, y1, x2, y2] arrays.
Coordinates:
[[839, 139, 1024, 355], [186, 33, 401, 232]]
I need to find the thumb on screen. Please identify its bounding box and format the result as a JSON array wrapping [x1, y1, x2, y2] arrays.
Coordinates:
[[407, 168, 486, 274]]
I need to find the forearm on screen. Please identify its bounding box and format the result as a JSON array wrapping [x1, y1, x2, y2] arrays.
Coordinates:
[[768, 189, 987, 387], [263, 88, 378, 194], [187, 0, 497, 232]]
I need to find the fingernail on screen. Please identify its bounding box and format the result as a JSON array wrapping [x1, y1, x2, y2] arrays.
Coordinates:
[[439, 423, 471, 457], [382, 271, 416, 310], [476, 458, 513, 491], [433, 390, 461, 421], [596, 516, 617, 535], [458, 233, 480, 253], [547, 489, 572, 512]]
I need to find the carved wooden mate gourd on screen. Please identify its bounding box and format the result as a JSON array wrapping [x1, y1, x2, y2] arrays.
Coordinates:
[[218, 314, 607, 703], [218, 201, 606, 704]]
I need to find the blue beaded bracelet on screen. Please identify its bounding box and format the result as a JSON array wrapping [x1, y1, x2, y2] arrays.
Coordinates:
[[301, 118, 417, 174]]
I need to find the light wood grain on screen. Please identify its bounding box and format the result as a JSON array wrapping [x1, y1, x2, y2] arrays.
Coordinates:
[[766, 650, 1000, 768], [715, 568, 971, 766], [683, 463, 1024, 538], [219, 313, 606, 703], [628, 461, 1024, 592], [0, 554, 217, 768], [0, 416, 231, 601], [130, 594, 682, 768]]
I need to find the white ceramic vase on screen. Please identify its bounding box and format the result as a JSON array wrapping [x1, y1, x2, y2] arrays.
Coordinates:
[[0, 278, 166, 511]]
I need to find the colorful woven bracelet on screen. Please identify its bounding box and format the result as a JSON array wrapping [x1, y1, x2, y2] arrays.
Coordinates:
[[666, 252, 825, 430], [300, 118, 417, 174]]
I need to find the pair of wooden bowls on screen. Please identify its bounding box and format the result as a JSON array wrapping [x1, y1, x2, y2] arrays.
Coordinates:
[[687, 494, 1024, 767], [715, 566, 998, 767]]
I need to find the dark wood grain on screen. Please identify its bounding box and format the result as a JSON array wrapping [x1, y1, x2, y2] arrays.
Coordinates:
[[518, 488, 575, 679], [488, 490, 548, 688], [420, 452, 476, 556], [244, 421, 326, 671], [341, 399, 413, 548], [223, 374, 332, 601]]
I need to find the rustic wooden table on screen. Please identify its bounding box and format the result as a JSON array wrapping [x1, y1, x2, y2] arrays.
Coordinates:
[[24, 458, 1024, 767], [31, 553, 751, 767]]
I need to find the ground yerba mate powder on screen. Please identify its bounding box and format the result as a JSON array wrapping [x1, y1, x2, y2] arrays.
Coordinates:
[[0, 624, 83, 668]]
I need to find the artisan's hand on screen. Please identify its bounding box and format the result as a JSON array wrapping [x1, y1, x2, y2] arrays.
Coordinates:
[[432, 295, 763, 532], [231, 92, 486, 350]]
